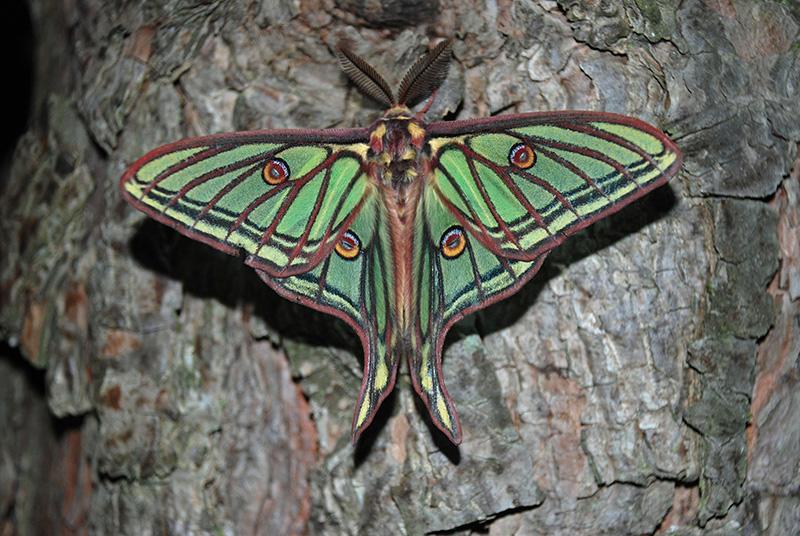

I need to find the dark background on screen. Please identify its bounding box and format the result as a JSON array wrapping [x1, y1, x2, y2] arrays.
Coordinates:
[[0, 0, 33, 179]]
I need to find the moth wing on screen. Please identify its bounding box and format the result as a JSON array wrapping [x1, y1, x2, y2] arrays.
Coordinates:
[[120, 128, 372, 277], [408, 186, 549, 444], [426, 111, 682, 260], [257, 192, 402, 443]]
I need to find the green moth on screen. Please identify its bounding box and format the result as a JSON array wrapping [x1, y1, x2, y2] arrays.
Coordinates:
[[120, 40, 682, 445]]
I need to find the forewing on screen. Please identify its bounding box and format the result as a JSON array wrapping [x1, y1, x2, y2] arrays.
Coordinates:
[[257, 193, 400, 443], [408, 187, 549, 444], [120, 129, 371, 277], [427, 111, 682, 260]]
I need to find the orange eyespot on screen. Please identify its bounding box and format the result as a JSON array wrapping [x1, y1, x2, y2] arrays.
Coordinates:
[[440, 226, 467, 259], [335, 230, 361, 260], [509, 143, 536, 169], [263, 158, 290, 185]]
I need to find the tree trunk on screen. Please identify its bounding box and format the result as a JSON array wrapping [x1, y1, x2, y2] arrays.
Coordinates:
[[1, 0, 798, 534]]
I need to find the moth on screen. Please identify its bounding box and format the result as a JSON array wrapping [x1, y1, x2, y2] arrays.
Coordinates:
[[120, 40, 682, 445]]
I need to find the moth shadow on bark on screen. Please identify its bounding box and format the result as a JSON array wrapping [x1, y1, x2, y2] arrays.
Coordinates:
[[127, 219, 361, 356], [447, 184, 679, 350]]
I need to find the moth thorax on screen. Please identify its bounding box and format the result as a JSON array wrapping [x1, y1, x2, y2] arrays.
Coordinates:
[[369, 117, 425, 185]]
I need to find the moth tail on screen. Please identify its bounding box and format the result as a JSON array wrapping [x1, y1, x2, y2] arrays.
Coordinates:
[[407, 335, 462, 445], [350, 328, 400, 444]]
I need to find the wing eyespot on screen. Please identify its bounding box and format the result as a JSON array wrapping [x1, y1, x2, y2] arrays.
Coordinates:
[[335, 230, 361, 260], [440, 226, 466, 259], [508, 142, 536, 169], [263, 158, 290, 185]]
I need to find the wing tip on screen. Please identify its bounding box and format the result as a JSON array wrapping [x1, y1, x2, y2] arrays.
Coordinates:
[[407, 352, 464, 446], [436, 418, 463, 445]]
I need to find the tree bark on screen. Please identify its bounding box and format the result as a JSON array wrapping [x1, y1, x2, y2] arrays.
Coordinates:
[[1, 0, 798, 534]]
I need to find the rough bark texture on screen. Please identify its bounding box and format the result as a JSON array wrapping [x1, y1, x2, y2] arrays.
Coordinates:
[[1, 0, 798, 534]]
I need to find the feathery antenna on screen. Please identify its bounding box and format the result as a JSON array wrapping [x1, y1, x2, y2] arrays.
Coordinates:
[[335, 45, 395, 107], [397, 39, 453, 106]]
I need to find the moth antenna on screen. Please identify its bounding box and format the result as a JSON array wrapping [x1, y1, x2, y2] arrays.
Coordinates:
[[397, 39, 453, 107], [335, 44, 395, 108]]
